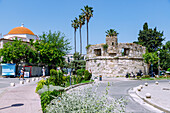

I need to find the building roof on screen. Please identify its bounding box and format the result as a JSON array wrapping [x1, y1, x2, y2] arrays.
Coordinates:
[[8, 26, 34, 35]]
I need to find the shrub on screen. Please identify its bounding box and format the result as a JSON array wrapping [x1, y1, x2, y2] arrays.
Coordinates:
[[41, 90, 62, 113], [77, 75, 83, 83], [66, 76, 70, 83], [86, 44, 91, 50], [35, 79, 46, 93], [50, 69, 57, 77], [102, 43, 108, 50], [46, 83, 127, 112], [84, 70, 92, 81], [167, 68, 170, 72], [49, 69, 64, 86], [73, 75, 77, 84], [76, 69, 85, 76]]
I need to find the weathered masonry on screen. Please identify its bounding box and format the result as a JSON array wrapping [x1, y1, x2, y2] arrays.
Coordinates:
[[86, 36, 148, 77]]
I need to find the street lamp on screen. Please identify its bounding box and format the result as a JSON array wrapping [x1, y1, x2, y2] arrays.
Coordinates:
[[157, 51, 160, 76]]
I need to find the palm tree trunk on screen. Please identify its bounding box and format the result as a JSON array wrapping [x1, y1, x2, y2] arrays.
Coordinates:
[[74, 29, 76, 53], [87, 22, 89, 46], [80, 28, 82, 54]]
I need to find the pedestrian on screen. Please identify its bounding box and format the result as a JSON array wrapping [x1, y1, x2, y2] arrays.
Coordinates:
[[126, 73, 129, 78], [42, 66, 45, 78], [89, 69, 94, 80], [19, 68, 25, 80]]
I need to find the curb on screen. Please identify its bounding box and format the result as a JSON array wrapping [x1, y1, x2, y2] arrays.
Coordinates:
[[135, 89, 170, 113], [64, 82, 94, 91], [128, 87, 163, 113]]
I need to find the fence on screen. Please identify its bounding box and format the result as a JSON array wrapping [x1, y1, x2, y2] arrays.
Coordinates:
[[0, 65, 49, 77]]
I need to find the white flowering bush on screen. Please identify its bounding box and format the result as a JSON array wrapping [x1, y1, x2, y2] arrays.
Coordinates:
[[46, 83, 127, 113]]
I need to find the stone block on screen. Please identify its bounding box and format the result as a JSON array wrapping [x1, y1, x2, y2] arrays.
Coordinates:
[[20, 81, 24, 84], [10, 83, 15, 86]]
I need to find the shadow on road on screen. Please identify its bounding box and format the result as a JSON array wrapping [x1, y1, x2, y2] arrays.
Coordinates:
[[0, 103, 24, 110]]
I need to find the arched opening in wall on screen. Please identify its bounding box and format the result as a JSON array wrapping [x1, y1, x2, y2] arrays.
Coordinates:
[[112, 42, 114, 46], [94, 49, 101, 56], [121, 48, 124, 56], [122, 48, 130, 56]]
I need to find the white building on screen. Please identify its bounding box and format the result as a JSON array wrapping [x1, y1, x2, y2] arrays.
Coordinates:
[[0, 24, 38, 48]]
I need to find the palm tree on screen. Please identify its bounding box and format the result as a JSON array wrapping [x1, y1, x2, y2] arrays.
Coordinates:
[[81, 5, 93, 46], [105, 29, 119, 37], [71, 17, 79, 53], [78, 14, 85, 54]]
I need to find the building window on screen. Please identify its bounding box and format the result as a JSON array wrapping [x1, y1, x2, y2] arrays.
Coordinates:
[[122, 48, 130, 56], [30, 39, 33, 42], [94, 49, 101, 56], [124, 48, 130, 56], [112, 42, 114, 46]]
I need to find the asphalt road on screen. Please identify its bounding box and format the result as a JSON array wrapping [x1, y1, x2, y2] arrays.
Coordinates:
[[0, 78, 20, 89], [89, 79, 168, 113]]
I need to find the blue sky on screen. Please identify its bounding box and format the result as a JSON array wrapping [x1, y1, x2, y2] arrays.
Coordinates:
[[0, 0, 170, 54]]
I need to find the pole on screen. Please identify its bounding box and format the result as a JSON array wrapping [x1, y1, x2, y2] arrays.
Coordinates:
[[158, 51, 160, 76], [70, 71, 71, 86]]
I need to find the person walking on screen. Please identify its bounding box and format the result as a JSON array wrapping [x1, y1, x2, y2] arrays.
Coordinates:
[[42, 66, 45, 78], [19, 68, 25, 80]]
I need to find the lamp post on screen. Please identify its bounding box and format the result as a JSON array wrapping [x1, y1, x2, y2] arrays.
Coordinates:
[[157, 51, 160, 76]]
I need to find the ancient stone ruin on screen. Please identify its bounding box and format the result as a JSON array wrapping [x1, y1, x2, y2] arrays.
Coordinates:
[[86, 36, 148, 77]]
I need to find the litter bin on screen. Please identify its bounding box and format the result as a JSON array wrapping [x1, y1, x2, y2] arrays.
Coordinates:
[[99, 75, 102, 81]]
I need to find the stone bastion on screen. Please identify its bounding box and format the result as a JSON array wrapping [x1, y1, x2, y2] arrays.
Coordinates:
[[86, 36, 149, 77]]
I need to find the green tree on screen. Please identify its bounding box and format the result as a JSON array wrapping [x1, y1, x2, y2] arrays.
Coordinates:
[[81, 5, 93, 46], [34, 30, 71, 68], [143, 51, 159, 72], [0, 38, 37, 73], [71, 17, 79, 53], [78, 14, 85, 54], [134, 22, 165, 52], [70, 52, 86, 74], [105, 29, 119, 37], [160, 41, 170, 70]]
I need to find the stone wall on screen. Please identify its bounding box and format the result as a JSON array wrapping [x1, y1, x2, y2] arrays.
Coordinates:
[[86, 57, 148, 77]]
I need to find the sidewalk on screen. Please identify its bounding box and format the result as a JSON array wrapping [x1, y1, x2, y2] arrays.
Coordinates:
[[0, 80, 42, 113], [135, 81, 170, 112]]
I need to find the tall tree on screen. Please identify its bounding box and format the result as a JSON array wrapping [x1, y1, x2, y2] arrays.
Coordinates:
[[105, 29, 119, 37], [160, 41, 170, 70], [81, 5, 93, 46], [71, 17, 79, 53], [34, 30, 71, 68], [78, 14, 85, 54], [70, 52, 86, 74], [143, 51, 159, 72], [134, 22, 165, 52]]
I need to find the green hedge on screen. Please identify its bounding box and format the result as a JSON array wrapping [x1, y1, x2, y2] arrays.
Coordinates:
[[49, 69, 64, 86], [167, 68, 170, 71], [84, 70, 92, 81], [35, 79, 46, 93], [41, 90, 63, 113]]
